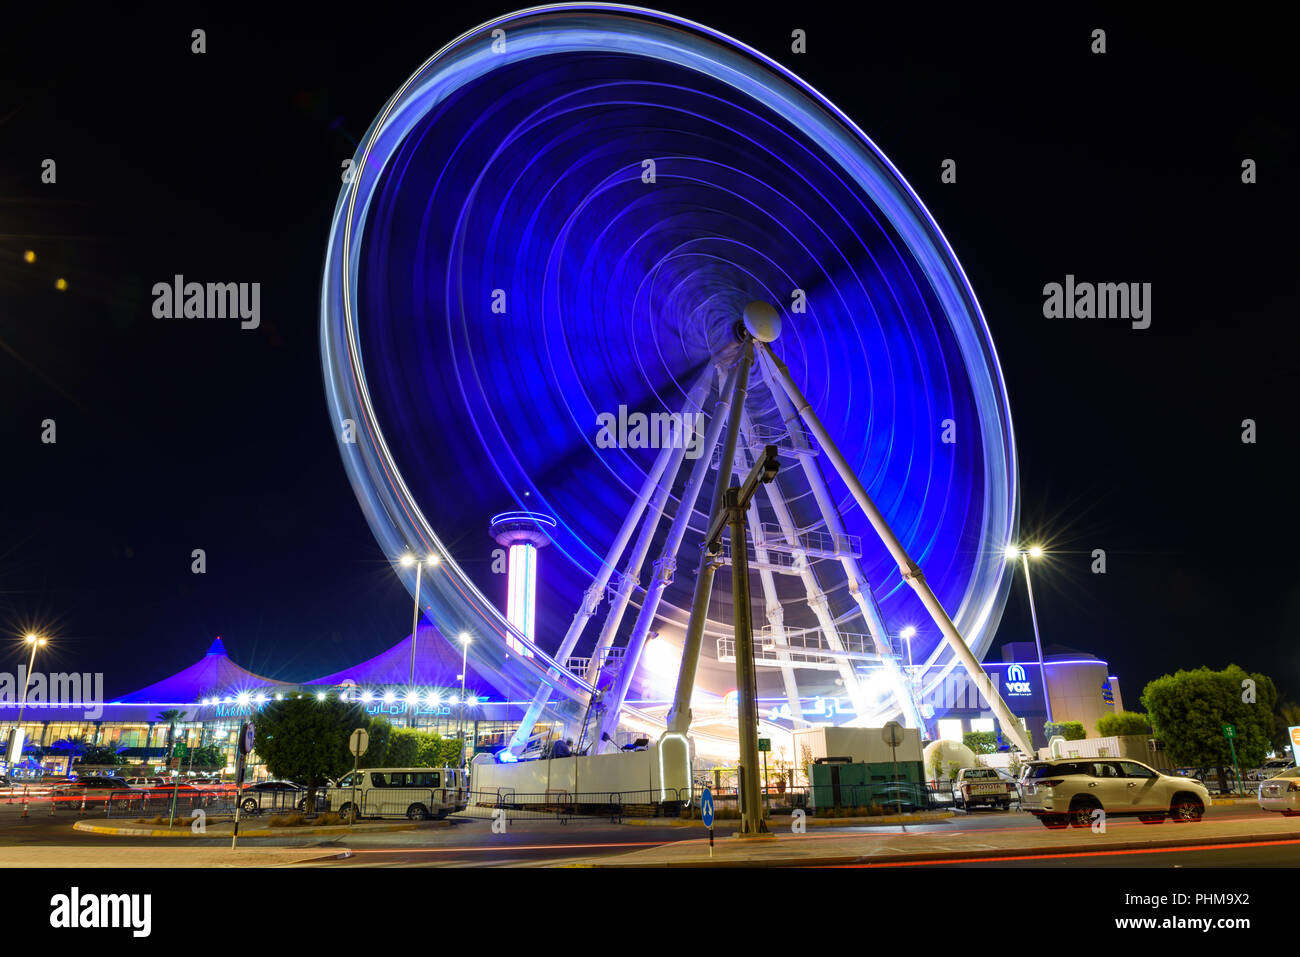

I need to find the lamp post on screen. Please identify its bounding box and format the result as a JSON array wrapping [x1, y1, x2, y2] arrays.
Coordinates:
[[898, 625, 926, 736], [457, 632, 470, 768], [1006, 545, 1052, 723], [7, 634, 48, 767], [400, 552, 440, 726], [17, 634, 47, 729]]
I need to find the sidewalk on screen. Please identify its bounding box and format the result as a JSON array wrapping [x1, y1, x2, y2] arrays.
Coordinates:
[[0, 846, 352, 867], [623, 810, 953, 828], [73, 819, 439, 838], [570, 812, 1300, 867]]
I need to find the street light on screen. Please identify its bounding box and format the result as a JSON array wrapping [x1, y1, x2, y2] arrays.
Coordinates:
[[8, 634, 48, 765], [457, 632, 470, 768], [17, 634, 48, 725], [1006, 544, 1052, 723], [400, 552, 440, 726], [899, 625, 917, 671]]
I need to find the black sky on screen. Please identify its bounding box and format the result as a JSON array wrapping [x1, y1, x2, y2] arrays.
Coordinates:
[[1, 6, 1295, 705]]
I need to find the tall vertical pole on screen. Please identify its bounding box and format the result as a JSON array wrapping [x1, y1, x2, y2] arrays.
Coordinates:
[[1020, 553, 1053, 723], [407, 561, 423, 728], [459, 640, 468, 768], [729, 488, 768, 835]]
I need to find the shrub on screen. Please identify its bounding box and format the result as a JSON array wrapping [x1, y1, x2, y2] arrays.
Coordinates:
[[269, 812, 306, 827], [963, 731, 999, 754], [1043, 721, 1087, 741], [314, 812, 343, 826], [1097, 710, 1152, 737]]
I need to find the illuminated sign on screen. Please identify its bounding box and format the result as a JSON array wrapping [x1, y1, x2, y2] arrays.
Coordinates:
[[1101, 680, 1114, 705], [214, 703, 257, 718], [364, 702, 451, 717], [1290, 726, 1300, 767], [1005, 664, 1032, 696]]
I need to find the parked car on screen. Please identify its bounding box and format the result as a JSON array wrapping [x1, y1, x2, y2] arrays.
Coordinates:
[[49, 776, 141, 810], [951, 768, 1014, 810], [874, 782, 930, 813], [327, 767, 468, 820], [1248, 758, 1295, 782], [1020, 758, 1209, 829], [238, 780, 322, 815], [1256, 766, 1300, 816], [142, 780, 206, 809], [125, 776, 169, 788]]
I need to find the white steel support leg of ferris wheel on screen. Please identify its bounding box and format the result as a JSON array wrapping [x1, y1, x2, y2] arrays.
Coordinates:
[[734, 444, 804, 725], [755, 355, 926, 732], [598, 340, 756, 751], [760, 341, 1034, 756], [581, 369, 725, 690], [505, 370, 713, 755], [737, 408, 868, 721]]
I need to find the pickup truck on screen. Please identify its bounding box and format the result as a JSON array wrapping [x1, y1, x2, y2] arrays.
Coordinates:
[[952, 767, 1015, 810]]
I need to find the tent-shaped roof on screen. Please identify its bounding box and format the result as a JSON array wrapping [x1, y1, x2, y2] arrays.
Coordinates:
[[113, 637, 293, 703], [305, 624, 503, 693]]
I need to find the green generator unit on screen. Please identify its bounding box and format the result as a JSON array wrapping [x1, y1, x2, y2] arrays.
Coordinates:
[[810, 758, 927, 812]]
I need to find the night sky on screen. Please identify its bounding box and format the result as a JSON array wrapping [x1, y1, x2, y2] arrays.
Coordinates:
[[1, 6, 1294, 707]]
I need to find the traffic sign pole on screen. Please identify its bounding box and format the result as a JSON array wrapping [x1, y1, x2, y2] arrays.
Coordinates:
[[348, 727, 369, 825], [231, 721, 256, 850], [701, 786, 715, 857], [883, 722, 904, 816]]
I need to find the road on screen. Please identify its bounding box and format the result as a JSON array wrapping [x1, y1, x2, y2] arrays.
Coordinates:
[[1, 800, 1295, 867]]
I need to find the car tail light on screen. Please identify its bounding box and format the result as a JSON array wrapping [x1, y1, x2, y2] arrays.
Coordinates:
[[1288, 782, 1300, 792], [1037, 779, 1064, 788]]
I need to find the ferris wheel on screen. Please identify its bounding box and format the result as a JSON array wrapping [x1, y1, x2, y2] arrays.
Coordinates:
[[320, 4, 1030, 759]]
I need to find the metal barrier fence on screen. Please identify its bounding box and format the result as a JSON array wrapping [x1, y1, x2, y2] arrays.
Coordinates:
[[32, 784, 239, 819], [347, 787, 459, 820], [685, 782, 1022, 817], [453, 788, 687, 823]]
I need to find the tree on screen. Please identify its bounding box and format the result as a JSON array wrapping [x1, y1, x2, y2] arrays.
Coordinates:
[[253, 697, 373, 809], [1043, 721, 1086, 741], [1097, 710, 1151, 737], [963, 731, 999, 754], [187, 745, 225, 770], [1274, 701, 1300, 753], [83, 744, 125, 766], [1141, 665, 1277, 774], [157, 709, 186, 765], [358, 716, 393, 769], [385, 728, 422, 767]]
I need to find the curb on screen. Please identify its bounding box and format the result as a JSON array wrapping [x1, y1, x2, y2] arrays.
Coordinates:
[[73, 820, 431, 838], [584, 827, 1300, 868]]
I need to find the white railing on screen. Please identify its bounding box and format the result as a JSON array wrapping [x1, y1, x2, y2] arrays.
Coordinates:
[[716, 627, 904, 670], [711, 423, 819, 469], [756, 524, 862, 559]]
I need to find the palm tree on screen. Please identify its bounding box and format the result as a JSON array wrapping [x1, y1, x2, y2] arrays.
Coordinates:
[[157, 710, 186, 767]]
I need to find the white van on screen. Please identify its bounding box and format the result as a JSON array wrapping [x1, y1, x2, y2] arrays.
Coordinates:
[[328, 767, 467, 820]]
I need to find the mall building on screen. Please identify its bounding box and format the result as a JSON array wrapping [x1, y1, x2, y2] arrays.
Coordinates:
[[0, 629, 1123, 777]]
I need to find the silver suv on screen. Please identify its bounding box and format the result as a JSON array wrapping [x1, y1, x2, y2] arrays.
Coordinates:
[[1020, 758, 1209, 829]]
